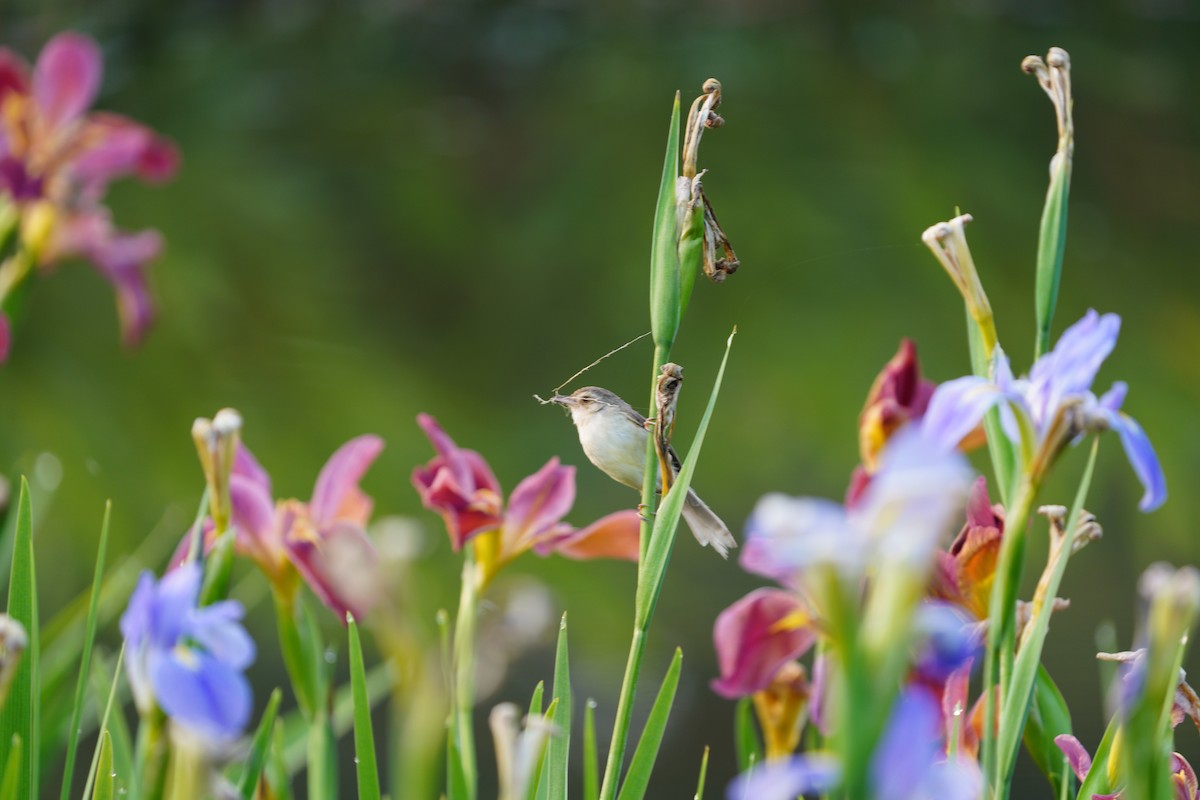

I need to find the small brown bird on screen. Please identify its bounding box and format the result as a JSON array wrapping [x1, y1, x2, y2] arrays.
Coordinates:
[[550, 386, 736, 558]]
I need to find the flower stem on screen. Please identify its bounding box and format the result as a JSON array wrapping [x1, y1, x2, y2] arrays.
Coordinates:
[[981, 474, 1037, 794], [134, 708, 169, 800], [451, 545, 481, 800], [599, 341, 670, 800]]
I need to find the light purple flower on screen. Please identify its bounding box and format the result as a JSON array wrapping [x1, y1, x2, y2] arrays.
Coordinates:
[[912, 602, 981, 685], [741, 429, 973, 582], [120, 563, 254, 742], [871, 688, 984, 800], [725, 753, 841, 800], [919, 310, 1165, 511]]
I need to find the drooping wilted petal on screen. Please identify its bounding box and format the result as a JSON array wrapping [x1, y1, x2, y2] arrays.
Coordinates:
[[309, 434, 383, 528], [33, 32, 102, 130], [711, 588, 814, 699], [534, 509, 640, 561], [725, 753, 841, 800]]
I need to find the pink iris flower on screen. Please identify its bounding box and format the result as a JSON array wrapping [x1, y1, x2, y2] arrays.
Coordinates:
[[176, 436, 383, 621], [411, 413, 640, 577], [0, 32, 178, 351]]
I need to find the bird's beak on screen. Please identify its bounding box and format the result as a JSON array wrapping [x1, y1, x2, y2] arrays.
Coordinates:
[[549, 394, 574, 407]]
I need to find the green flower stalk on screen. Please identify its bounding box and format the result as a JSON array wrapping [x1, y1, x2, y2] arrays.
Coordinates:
[[1023, 47, 1074, 358]]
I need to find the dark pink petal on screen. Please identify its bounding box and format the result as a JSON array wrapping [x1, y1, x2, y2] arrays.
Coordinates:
[[310, 435, 383, 528], [964, 476, 1001, 530], [230, 473, 279, 566], [414, 464, 502, 550], [0, 49, 30, 104], [536, 510, 640, 561], [0, 311, 9, 363], [1170, 753, 1198, 800], [416, 414, 501, 495], [33, 32, 102, 130], [505, 458, 575, 545], [72, 112, 178, 196], [412, 414, 504, 549], [233, 443, 272, 496], [286, 522, 379, 622], [711, 588, 815, 699], [941, 661, 978, 757], [1053, 734, 1093, 783]]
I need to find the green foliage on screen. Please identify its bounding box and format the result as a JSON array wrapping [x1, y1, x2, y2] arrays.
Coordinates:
[[1021, 667, 1074, 798], [91, 731, 114, 800], [539, 613, 571, 800], [615, 648, 683, 800], [648, 94, 682, 352], [733, 698, 763, 774], [583, 700, 599, 800], [693, 746, 709, 800], [1034, 152, 1071, 358], [348, 615, 382, 800], [238, 688, 282, 799], [60, 501, 111, 800], [0, 479, 37, 800]]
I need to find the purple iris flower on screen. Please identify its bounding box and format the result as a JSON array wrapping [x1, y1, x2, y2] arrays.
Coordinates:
[[920, 310, 1165, 511], [120, 563, 255, 742], [871, 688, 983, 800], [912, 602, 981, 685], [725, 753, 841, 800]]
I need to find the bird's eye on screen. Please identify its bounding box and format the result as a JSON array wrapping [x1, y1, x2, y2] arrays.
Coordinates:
[[580, 398, 591, 405]]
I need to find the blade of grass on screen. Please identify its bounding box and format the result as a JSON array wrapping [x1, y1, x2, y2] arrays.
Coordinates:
[[348, 614, 382, 800], [539, 613, 571, 800], [733, 698, 763, 773], [59, 501, 111, 800], [583, 700, 598, 800], [91, 731, 113, 800], [267, 720, 293, 800], [615, 647, 682, 800], [281, 662, 393, 774], [237, 688, 282, 799], [693, 746, 709, 800], [996, 440, 1098, 790], [82, 645, 125, 800], [528, 682, 545, 718], [0, 478, 37, 800], [0, 736, 19, 800]]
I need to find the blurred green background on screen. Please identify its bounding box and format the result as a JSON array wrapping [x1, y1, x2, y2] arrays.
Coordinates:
[[2, 0, 1199, 796]]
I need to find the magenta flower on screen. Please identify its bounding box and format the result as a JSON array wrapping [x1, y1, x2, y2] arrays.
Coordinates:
[[711, 588, 815, 699], [412, 414, 640, 583], [178, 436, 383, 621], [0, 32, 178, 350]]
